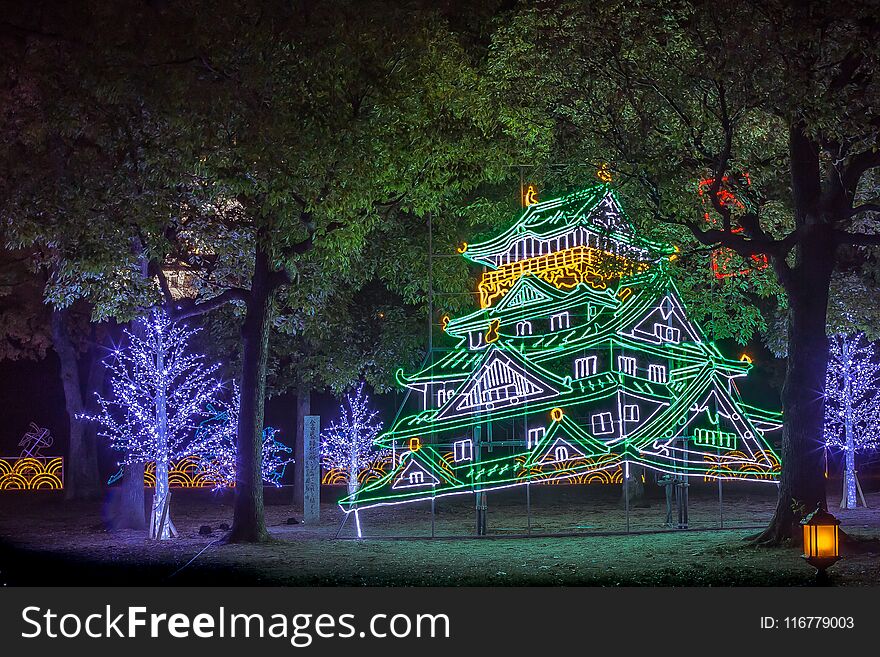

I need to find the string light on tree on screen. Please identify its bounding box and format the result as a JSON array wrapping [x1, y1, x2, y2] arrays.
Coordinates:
[[191, 384, 294, 490], [697, 175, 769, 279], [82, 310, 223, 540], [320, 383, 387, 495], [824, 333, 880, 509]]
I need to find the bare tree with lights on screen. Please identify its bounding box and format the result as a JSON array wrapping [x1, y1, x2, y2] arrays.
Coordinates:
[[84, 310, 222, 539], [824, 333, 880, 509], [321, 383, 385, 495]]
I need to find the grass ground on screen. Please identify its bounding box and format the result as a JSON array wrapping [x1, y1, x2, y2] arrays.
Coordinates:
[[2, 483, 879, 586]]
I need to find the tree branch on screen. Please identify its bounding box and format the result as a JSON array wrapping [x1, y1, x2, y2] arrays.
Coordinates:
[[841, 148, 880, 197], [280, 220, 345, 260], [149, 262, 177, 308], [267, 268, 291, 290], [657, 212, 799, 259], [834, 230, 880, 247], [847, 203, 880, 218], [167, 287, 251, 320]]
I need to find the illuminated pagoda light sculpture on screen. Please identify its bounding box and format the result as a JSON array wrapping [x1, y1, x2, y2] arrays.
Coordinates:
[[340, 183, 782, 523]]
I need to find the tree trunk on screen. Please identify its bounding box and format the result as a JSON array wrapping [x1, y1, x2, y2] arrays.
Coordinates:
[[755, 226, 833, 544], [228, 246, 273, 543], [149, 460, 176, 540], [51, 308, 101, 501], [114, 462, 146, 530], [348, 441, 360, 496], [293, 384, 310, 509], [842, 366, 857, 509], [843, 443, 856, 510], [149, 332, 176, 540], [112, 317, 148, 530], [81, 345, 104, 489]]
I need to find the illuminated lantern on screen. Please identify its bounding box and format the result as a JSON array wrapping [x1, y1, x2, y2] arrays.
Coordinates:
[[801, 505, 841, 573]]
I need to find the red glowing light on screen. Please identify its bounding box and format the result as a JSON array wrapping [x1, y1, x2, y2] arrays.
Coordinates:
[[698, 175, 768, 280]]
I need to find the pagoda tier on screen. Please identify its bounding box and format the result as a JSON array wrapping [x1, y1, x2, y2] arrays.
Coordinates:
[[340, 185, 781, 513]]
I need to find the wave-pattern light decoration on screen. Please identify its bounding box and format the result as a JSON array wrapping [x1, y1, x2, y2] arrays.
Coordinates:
[[340, 184, 782, 514], [0, 457, 63, 490], [144, 456, 218, 489], [703, 451, 780, 481], [515, 452, 624, 484], [322, 452, 402, 486]]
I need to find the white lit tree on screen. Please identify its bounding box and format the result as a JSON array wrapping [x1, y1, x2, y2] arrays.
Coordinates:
[[191, 384, 294, 490], [824, 333, 880, 509], [85, 310, 222, 539], [321, 383, 385, 495]]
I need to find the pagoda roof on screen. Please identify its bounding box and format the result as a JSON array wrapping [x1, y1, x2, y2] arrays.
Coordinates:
[[462, 185, 673, 268], [381, 366, 669, 445], [341, 366, 780, 511], [403, 268, 750, 390], [444, 275, 618, 338], [524, 268, 745, 370]]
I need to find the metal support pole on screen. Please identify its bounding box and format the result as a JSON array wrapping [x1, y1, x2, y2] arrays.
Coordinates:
[[856, 471, 869, 508], [524, 411, 531, 535], [677, 478, 689, 529], [427, 214, 433, 353], [476, 491, 487, 536], [661, 475, 674, 527], [676, 437, 689, 529], [428, 211, 437, 539], [334, 511, 350, 539], [624, 460, 631, 533], [526, 480, 531, 536], [717, 474, 724, 529], [474, 424, 486, 536]]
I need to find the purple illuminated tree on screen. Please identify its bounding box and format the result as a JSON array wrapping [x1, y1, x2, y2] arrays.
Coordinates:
[[824, 333, 880, 509], [84, 310, 222, 539], [321, 383, 386, 495]]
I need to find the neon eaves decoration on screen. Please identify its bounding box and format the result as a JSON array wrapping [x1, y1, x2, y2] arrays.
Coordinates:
[[340, 183, 782, 514]]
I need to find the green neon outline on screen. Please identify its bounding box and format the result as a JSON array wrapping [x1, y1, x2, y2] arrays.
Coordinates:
[[342, 185, 782, 512]]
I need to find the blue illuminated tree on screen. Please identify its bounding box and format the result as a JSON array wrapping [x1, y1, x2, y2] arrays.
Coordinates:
[[321, 383, 386, 495], [84, 310, 223, 539], [824, 333, 880, 509], [191, 385, 294, 490]]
